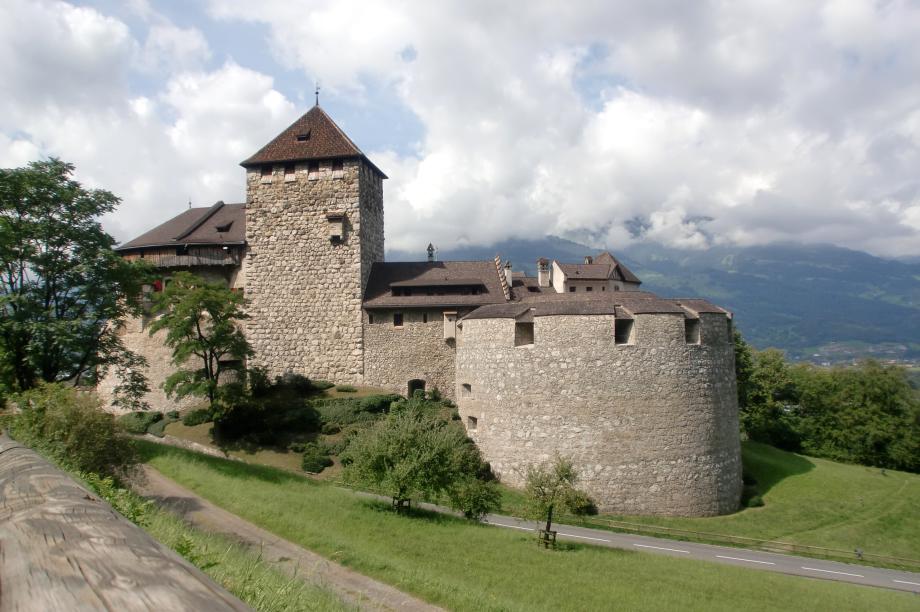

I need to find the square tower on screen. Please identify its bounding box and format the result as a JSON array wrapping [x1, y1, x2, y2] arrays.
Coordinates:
[[241, 106, 385, 383]]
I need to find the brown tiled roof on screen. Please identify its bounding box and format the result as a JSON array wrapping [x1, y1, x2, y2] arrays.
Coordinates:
[[363, 261, 507, 308], [116, 202, 245, 250], [557, 251, 641, 284], [240, 106, 387, 177]]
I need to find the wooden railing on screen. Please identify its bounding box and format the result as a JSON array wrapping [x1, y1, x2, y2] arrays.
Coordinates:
[[0, 434, 250, 611]]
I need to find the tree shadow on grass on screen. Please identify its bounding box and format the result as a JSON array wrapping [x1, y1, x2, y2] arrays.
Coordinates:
[[742, 441, 815, 497], [134, 439, 309, 486], [358, 498, 463, 526]]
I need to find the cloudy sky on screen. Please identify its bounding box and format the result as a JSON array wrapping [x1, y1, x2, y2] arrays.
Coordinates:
[[2, 0, 920, 257]]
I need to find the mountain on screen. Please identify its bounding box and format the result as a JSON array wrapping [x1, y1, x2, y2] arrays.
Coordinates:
[[388, 237, 920, 363]]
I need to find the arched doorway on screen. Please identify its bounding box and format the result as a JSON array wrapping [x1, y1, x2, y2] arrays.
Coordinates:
[[407, 379, 426, 397]]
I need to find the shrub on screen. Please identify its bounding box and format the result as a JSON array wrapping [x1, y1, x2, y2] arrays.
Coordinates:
[[248, 366, 271, 397], [146, 412, 178, 438], [566, 489, 599, 516], [288, 441, 306, 453], [312, 394, 400, 428], [310, 380, 335, 391], [212, 398, 320, 443], [321, 422, 341, 435], [10, 384, 137, 477], [166, 410, 180, 420], [746, 495, 764, 508], [448, 478, 501, 520], [324, 436, 351, 456], [335, 384, 357, 393], [277, 373, 314, 393], [182, 408, 213, 427], [117, 410, 163, 434], [301, 442, 333, 473]]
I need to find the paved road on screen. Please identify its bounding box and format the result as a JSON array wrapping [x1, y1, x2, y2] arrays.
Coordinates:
[[478, 511, 920, 594]]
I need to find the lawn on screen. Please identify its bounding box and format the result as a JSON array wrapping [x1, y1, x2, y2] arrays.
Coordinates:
[[569, 442, 920, 561], [136, 441, 918, 612]]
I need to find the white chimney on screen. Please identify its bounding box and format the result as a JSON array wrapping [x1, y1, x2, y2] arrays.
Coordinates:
[[504, 261, 513, 289], [537, 258, 550, 287]]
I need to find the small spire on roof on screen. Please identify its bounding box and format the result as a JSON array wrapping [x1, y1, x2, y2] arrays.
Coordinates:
[[315, 81, 320, 106], [427, 243, 435, 262], [188, 198, 191, 209]]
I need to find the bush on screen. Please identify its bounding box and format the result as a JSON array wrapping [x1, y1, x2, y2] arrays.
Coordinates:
[[335, 384, 357, 393], [301, 442, 333, 473], [321, 422, 341, 435], [310, 380, 335, 391], [288, 441, 306, 453], [10, 383, 137, 477], [182, 408, 213, 427], [166, 410, 180, 420], [312, 394, 400, 428], [212, 398, 321, 443], [746, 495, 764, 508], [448, 478, 501, 520], [248, 367, 271, 397], [117, 410, 163, 434], [324, 436, 351, 456], [277, 373, 314, 393], [566, 489, 599, 516]]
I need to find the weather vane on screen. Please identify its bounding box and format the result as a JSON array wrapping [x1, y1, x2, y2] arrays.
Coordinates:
[[315, 82, 320, 106]]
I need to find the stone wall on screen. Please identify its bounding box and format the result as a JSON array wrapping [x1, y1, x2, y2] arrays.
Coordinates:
[[363, 309, 459, 399], [244, 159, 383, 384], [97, 266, 239, 413], [456, 311, 742, 516]]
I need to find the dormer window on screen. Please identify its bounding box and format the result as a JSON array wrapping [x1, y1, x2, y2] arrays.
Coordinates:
[[215, 221, 233, 233], [296, 131, 311, 142]]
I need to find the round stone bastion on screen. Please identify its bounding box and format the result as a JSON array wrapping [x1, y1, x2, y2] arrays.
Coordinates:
[[456, 307, 742, 517]]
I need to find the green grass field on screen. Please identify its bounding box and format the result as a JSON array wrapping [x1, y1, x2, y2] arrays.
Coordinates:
[[574, 442, 920, 561], [135, 441, 918, 612]]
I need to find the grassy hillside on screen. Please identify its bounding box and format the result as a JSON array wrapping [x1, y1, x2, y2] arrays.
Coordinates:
[[136, 441, 917, 612], [579, 442, 920, 561]]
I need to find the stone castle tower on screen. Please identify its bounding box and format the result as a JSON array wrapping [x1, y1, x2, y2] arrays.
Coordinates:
[[241, 106, 386, 382]]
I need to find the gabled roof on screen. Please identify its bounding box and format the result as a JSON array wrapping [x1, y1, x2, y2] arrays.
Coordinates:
[[116, 202, 246, 251], [240, 106, 387, 177], [363, 261, 507, 308], [557, 251, 642, 284], [462, 292, 727, 320]]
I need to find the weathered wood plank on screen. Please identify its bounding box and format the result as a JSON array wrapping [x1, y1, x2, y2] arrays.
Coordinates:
[[0, 434, 251, 611]]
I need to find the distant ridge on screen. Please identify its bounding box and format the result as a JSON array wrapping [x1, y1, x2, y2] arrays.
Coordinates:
[[388, 237, 920, 362]]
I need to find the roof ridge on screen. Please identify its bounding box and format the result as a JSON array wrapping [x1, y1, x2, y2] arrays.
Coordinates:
[[315, 105, 365, 156], [174, 201, 225, 241]]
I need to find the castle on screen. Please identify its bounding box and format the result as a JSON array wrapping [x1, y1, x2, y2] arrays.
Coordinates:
[[104, 105, 742, 516]]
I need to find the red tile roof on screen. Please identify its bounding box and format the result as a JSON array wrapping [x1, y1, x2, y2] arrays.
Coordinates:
[[240, 106, 386, 177]]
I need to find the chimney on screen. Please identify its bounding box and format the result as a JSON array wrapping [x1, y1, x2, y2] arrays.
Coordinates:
[[584, 255, 593, 264], [427, 243, 435, 262], [537, 258, 550, 287], [504, 261, 513, 289]]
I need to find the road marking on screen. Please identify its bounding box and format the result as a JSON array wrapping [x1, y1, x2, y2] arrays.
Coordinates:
[[801, 567, 864, 578], [490, 522, 533, 532], [715, 555, 775, 565], [558, 533, 611, 543], [893, 580, 920, 587], [633, 543, 690, 554]]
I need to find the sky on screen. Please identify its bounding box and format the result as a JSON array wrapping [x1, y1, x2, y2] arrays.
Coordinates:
[[2, 0, 920, 258]]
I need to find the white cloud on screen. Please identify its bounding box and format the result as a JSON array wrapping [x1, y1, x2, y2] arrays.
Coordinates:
[[3, 0, 920, 257]]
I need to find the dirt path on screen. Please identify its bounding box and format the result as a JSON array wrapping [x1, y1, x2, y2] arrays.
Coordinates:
[[133, 465, 443, 612]]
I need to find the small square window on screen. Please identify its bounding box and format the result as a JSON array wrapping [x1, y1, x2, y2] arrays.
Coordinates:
[[368, 313, 374, 324], [586, 286, 593, 292], [515, 322, 534, 346], [423, 313, 428, 323], [466, 415, 478, 431], [461, 383, 472, 396], [296, 131, 310, 142], [685, 318, 701, 345], [569, 286, 576, 292], [393, 313, 404, 327], [602, 286, 606, 291]]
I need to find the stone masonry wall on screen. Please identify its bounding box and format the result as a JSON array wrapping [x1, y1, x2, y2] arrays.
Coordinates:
[[456, 312, 741, 516], [244, 159, 383, 383], [97, 266, 239, 414], [363, 309, 459, 399]]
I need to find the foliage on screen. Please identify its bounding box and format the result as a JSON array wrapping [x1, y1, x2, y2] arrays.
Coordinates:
[[182, 407, 213, 426], [0, 159, 150, 405], [736, 330, 920, 472], [311, 394, 399, 428], [146, 412, 178, 437], [213, 397, 321, 445], [140, 442, 919, 612], [310, 379, 335, 391], [9, 383, 136, 476], [148, 271, 252, 407], [341, 397, 492, 513], [301, 442, 333, 473], [334, 384, 357, 393], [524, 455, 591, 532], [117, 410, 163, 434], [447, 477, 501, 520]]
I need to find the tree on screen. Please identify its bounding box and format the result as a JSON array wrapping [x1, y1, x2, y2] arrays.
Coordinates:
[[524, 455, 588, 540], [0, 159, 150, 407], [148, 271, 252, 408], [341, 397, 498, 516]]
